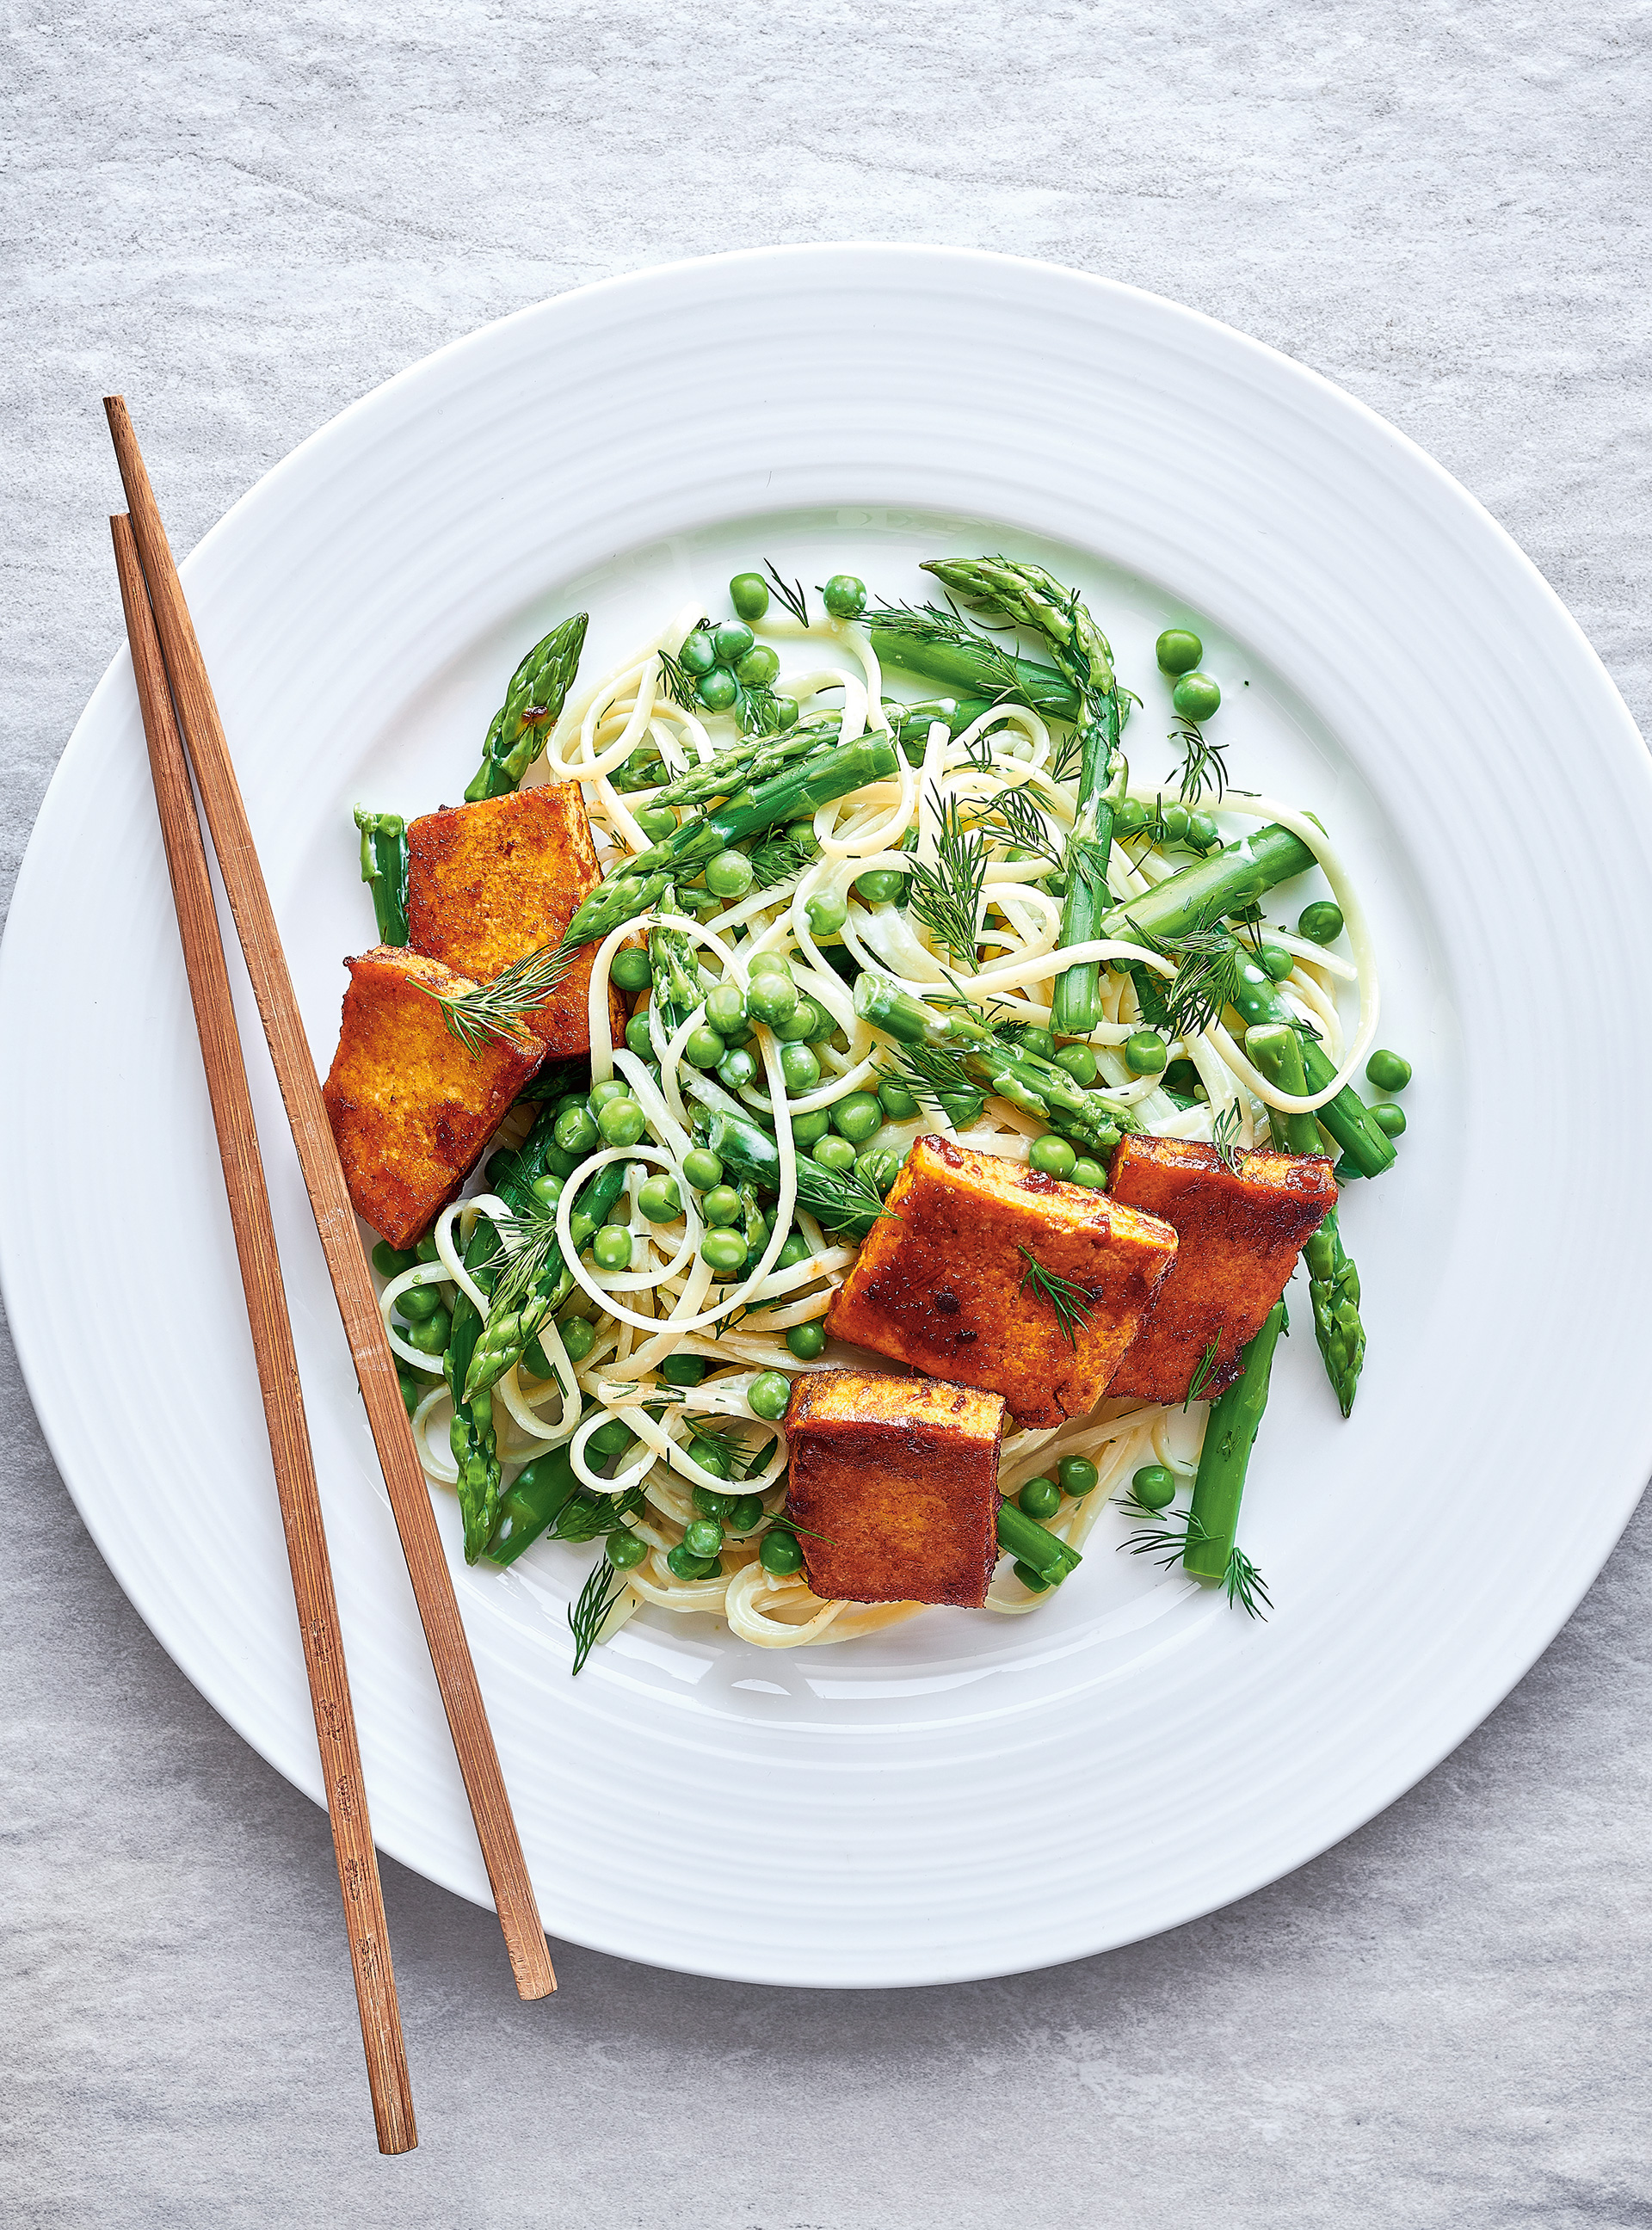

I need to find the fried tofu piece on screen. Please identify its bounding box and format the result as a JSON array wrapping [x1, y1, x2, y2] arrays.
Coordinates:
[[321, 946, 539, 1249], [406, 785, 624, 1057], [823, 1135, 1179, 1429], [783, 1369, 1007, 1607], [1106, 1134, 1336, 1404]]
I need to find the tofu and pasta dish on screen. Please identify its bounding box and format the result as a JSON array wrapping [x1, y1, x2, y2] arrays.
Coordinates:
[[322, 557, 1409, 1671]]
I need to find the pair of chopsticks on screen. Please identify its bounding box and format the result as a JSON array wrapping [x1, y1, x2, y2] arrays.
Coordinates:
[[106, 398, 556, 2155]]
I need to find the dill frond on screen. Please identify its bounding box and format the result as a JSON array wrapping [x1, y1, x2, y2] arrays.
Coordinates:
[[906, 788, 989, 964], [424, 939, 575, 1055], [765, 562, 810, 627], [1015, 1247, 1098, 1349]]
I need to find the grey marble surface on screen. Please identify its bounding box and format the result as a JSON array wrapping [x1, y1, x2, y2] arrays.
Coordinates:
[[5, 3, 1651, 2222]]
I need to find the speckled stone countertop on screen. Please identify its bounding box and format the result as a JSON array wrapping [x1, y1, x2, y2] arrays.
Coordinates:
[[4, 4, 1649, 2223]]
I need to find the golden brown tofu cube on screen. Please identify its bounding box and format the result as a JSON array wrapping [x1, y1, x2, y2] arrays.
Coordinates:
[[823, 1135, 1179, 1429], [783, 1369, 1007, 1607], [1106, 1134, 1336, 1404], [321, 946, 539, 1248], [406, 785, 624, 1057]]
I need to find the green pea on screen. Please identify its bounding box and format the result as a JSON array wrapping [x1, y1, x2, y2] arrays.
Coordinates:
[[1298, 901, 1344, 945], [700, 983, 743, 1038], [695, 1184, 737, 1227], [1173, 671, 1221, 722], [735, 644, 780, 689], [1027, 1134, 1077, 1180], [404, 1306, 451, 1356], [772, 998, 821, 1044], [637, 1174, 682, 1223], [776, 1232, 812, 1270], [727, 1494, 764, 1534], [856, 1146, 902, 1195], [749, 948, 794, 979], [688, 1438, 731, 1481], [716, 1046, 758, 1091], [690, 1487, 733, 1523], [685, 1026, 725, 1070], [829, 1091, 881, 1145], [702, 851, 753, 902], [805, 890, 848, 938], [596, 1096, 646, 1148], [730, 572, 770, 622], [666, 1543, 718, 1581], [1112, 798, 1147, 838], [785, 1112, 828, 1153], [744, 981, 798, 1038], [1187, 811, 1220, 854], [786, 1321, 827, 1361], [683, 1517, 724, 1560], [592, 1225, 633, 1272], [608, 1528, 648, 1570], [589, 1077, 631, 1112], [1130, 1463, 1175, 1511], [1018, 1475, 1062, 1519], [373, 1239, 418, 1278], [679, 630, 718, 675], [1018, 1026, 1057, 1061], [812, 1134, 857, 1174], [1365, 1048, 1413, 1093], [712, 620, 755, 667], [698, 668, 739, 712], [700, 1228, 749, 1276], [854, 868, 905, 905], [822, 574, 867, 619], [1156, 628, 1203, 675], [760, 1529, 804, 1574], [660, 1352, 706, 1386], [770, 695, 799, 731], [877, 1075, 918, 1119], [682, 1147, 724, 1192], [1012, 1560, 1051, 1592], [624, 1012, 655, 1058], [398, 1282, 442, 1323], [398, 1370, 422, 1416], [1058, 1455, 1100, 1498], [1159, 804, 1190, 845], [1069, 1156, 1106, 1190], [780, 1042, 821, 1093], [1258, 943, 1295, 983], [611, 952, 655, 1001], [587, 1414, 632, 1458], [1053, 1043, 1098, 1087], [558, 1316, 595, 1364], [1125, 1029, 1168, 1075], [749, 1370, 792, 1422], [1369, 1101, 1407, 1137], [486, 1150, 521, 1191]]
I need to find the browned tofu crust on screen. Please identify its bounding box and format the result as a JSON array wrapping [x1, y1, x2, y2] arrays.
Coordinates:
[[321, 946, 539, 1248], [406, 785, 624, 1057], [823, 1136, 1179, 1429], [783, 1369, 1007, 1607], [1106, 1134, 1335, 1404]]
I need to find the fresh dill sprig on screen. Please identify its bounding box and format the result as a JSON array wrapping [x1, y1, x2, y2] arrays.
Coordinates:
[[905, 789, 989, 964], [688, 1426, 777, 1482], [736, 680, 791, 737], [569, 1555, 627, 1675], [886, 1038, 986, 1127], [479, 1205, 563, 1323], [1125, 917, 1244, 1043], [424, 939, 575, 1055], [1211, 1100, 1245, 1175], [986, 781, 1063, 869], [1224, 1545, 1272, 1619], [552, 1484, 646, 1544], [1118, 1508, 1271, 1619], [862, 601, 1029, 704], [1016, 1247, 1097, 1349], [765, 561, 810, 627], [749, 833, 817, 890], [1170, 716, 1230, 804], [656, 645, 699, 712], [817, 1161, 903, 1234], [1186, 1334, 1222, 1407]]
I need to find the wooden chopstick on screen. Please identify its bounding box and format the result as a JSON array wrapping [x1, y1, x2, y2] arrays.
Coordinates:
[[105, 397, 557, 2004], [111, 514, 418, 2153]]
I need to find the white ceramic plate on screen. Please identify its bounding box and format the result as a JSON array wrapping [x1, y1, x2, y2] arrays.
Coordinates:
[[4, 247, 1649, 1987]]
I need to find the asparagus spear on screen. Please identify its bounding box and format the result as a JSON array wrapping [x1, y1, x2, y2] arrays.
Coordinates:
[[1246, 1023, 1365, 1415], [851, 973, 1137, 1159], [922, 558, 1124, 1038], [867, 607, 1079, 718], [465, 613, 589, 803], [354, 808, 409, 945], [996, 1500, 1082, 1586], [1094, 835, 1397, 1180], [1184, 1299, 1285, 1611], [462, 1154, 631, 1402]]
